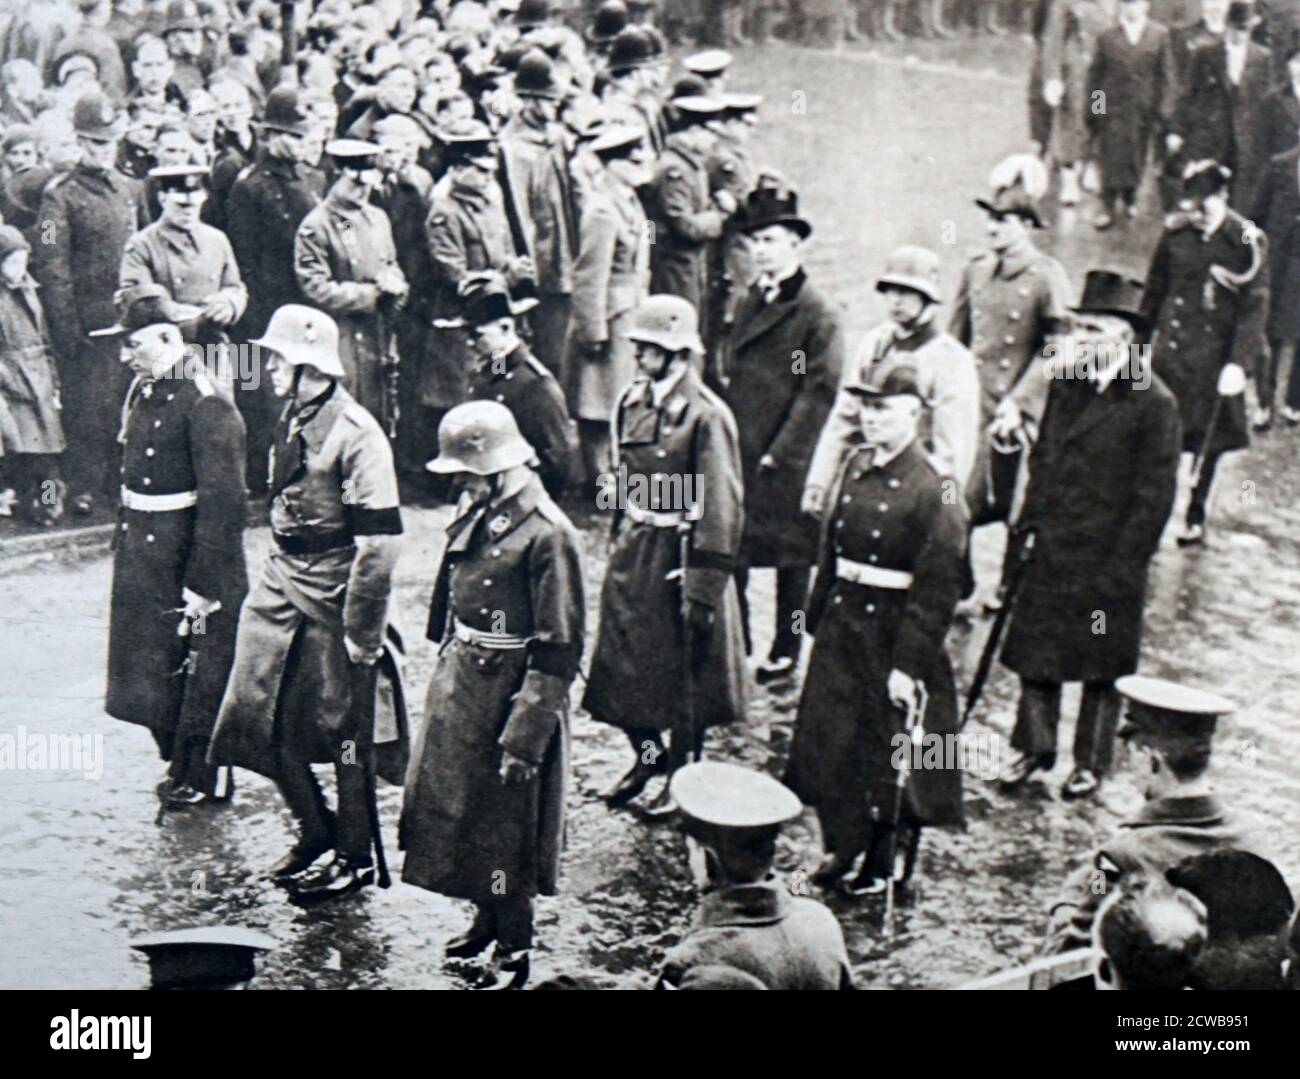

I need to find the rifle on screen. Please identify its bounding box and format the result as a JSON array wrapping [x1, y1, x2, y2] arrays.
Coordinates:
[[348, 659, 391, 888], [883, 682, 927, 936], [960, 530, 1036, 731]]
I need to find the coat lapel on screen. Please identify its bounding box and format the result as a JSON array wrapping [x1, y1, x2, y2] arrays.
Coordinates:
[[733, 289, 800, 350]]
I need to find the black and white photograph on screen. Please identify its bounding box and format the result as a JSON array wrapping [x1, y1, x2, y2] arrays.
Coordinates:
[[0, 0, 1297, 1039]]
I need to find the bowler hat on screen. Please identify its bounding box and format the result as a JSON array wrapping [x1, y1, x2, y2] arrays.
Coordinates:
[[514, 0, 551, 25], [513, 48, 561, 99], [130, 926, 277, 989], [1227, 1, 1256, 29], [669, 74, 710, 101], [737, 185, 812, 240], [1070, 269, 1148, 332]]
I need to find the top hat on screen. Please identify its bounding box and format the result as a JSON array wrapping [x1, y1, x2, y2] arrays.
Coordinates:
[[130, 926, 277, 989], [1227, 1, 1256, 29], [1070, 269, 1148, 332], [737, 185, 812, 240]]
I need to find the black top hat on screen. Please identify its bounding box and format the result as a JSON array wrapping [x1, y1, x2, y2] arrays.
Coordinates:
[[514, 48, 560, 99], [437, 275, 539, 328], [606, 27, 651, 73], [737, 185, 812, 240], [1069, 269, 1148, 332]]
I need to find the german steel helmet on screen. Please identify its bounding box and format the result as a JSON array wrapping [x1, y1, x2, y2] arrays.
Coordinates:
[[876, 245, 943, 305], [427, 401, 536, 476], [251, 305, 345, 377], [624, 294, 705, 355]]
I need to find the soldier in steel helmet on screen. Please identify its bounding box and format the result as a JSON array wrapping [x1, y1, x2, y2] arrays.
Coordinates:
[[210, 304, 406, 902], [401, 399, 586, 991]]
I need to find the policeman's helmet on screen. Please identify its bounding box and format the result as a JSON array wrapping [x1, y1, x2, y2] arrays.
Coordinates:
[[426, 400, 537, 477], [623, 294, 704, 355], [251, 305, 346, 378]]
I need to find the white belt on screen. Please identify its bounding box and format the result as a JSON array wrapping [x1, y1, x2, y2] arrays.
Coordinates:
[[121, 487, 198, 512], [835, 557, 913, 590], [625, 504, 685, 528], [453, 618, 530, 650]]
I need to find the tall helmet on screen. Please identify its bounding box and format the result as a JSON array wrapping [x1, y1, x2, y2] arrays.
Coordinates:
[[426, 400, 536, 476], [875, 245, 943, 305], [624, 294, 704, 355], [251, 305, 345, 377]]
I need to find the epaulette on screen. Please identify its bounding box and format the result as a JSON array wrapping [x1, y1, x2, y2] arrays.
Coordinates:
[[233, 161, 256, 186], [520, 350, 552, 381], [535, 491, 576, 532]]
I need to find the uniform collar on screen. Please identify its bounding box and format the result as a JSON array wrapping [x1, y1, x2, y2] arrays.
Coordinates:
[[890, 308, 939, 351], [156, 216, 204, 251], [696, 881, 789, 929], [863, 435, 917, 471], [1125, 794, 1227, 829], [481, 473, 546, 544], [992, 239, 1036, 280]]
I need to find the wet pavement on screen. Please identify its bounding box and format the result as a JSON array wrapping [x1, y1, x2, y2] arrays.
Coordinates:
[[3, 39, 1299, 990]]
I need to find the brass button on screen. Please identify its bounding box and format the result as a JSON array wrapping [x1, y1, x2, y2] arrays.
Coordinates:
[[1003, 335, 1015, 345]]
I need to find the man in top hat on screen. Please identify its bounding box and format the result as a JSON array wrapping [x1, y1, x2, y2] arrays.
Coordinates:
[[1165, 1, 1272, 215], [786, 361, 966, 895], [1085, 0, 1174, 229], [998, 270, 1182, 798], [719, 186, 844, 686], [1043, 674, 1264, 953], [424, 121, 533, 464], [402, 398, 585, 991], [584, 294, 748, 814], [1138, 159, 1266, 546], [95, 283, 248, 810], [225, 84, 322, 493], [645, 95, 736, 348], [806, 244, 980, 516], [294, 138, 409, 425], [210, 304, 405, 899], [457, 276, 578, 499], [33, 90, 142, 516], [654, 761, 854, 990], [497, 48, 577, 380]]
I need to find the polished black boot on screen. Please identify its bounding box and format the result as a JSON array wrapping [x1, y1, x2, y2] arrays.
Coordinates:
[[445, 907, 496, 959], [268, 833, 335, 881], [288, 854, 375, 903], [602, 753, 666, 807], [474, 947, 531, 990]]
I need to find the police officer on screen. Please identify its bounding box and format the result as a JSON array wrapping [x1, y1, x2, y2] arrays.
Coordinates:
[[294, 139, 409, 426], [1042, 674, 1265, 954], [210, 305, 404, 899], [655, 761, 855, 990], [948, 155, 1071, 609], [644, 95, 736, 346], [785, 362, 967, 894], [455, 279, 578, 499], [225, 84, 322, 492], [33, 90, 143, 515], [401, 400, 586, 992], [94, 284, 247, 810], [584, 295, 748, 814]]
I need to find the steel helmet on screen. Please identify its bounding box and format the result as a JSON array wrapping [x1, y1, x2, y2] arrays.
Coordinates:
[[624, 294, 705, 355], [426, 400, 536, 476], [251, 305, 345, 377], [875, 245, 943, 305]]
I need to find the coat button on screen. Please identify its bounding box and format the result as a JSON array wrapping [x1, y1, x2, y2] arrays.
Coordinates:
[[1175, 297, 1184, 306], [853, 471, 864, 480], [492, 548, 501, 557], [869, 553, 878, 562], [146, 534, 155, 543], [1171, 319, 1180, 328], [1003, 335, 1015, 345], [878, 502, 888, 511], [154, 420, 162, 428], [496, 394, 504, 402], [871, 529, 880, 538], [483, 578, 492, 586], [478, 657, 486, 666], [842, 495, 851, 504], [887, 478, 899, 488], [1009, 310, 1020, 320], [479, 607, 489, 615], [832, 595, 842, 605], [120, 522, 128, 531], [145, 448, 155, 457], [866, 603, 875, 613], [142, 477, 151, 486], [999, 358, 1011, 369]]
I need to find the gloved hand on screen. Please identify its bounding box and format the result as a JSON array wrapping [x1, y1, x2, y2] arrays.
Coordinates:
[[1216, 362, 1247, 396], [887, 668, 916, 710]]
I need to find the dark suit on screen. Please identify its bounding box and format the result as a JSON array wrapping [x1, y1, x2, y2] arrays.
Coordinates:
[[1250, 146, 1300, 407]]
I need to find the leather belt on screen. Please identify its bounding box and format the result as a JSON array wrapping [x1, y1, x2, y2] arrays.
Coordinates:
[[273, 529, 355, 555], [120, 487, 198, 512], [453, 617, 529, 650], [835, 557, 914, 590], [625, 504, 686, 528]]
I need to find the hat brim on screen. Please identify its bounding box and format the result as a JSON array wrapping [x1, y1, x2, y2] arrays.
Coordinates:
[[843, 384, 924, 399], [738, 216, 812, 240], [623, 329, 705, 355], [1068, 305, 1148, 333], [975, 197, 1043, 229], [515, 87, 563, 100], [260, 120, 313, 138], [875, 275, 940, 304]]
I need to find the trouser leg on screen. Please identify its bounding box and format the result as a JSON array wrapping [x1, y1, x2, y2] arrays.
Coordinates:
[[1282, 341, 1300, 410], [623, 725, 665, 766], [817, 799, 869, 862], [1010, 678, 1061, 763], [168, 736, 221, 795], [733, 565, 753, 656], [530, 295, 572, 380], [334, 745, 374, 864], [274, 755, 336, 848], [578, 419, 609, 489], [1072, 680, 1121, 776], [771, 565, 811, 661], [1259, 338, 1284, 410], [491, 894, 535, 952], [1186, 449, 1223, 527]]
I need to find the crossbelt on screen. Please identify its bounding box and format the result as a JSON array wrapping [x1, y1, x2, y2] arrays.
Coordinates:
[[120, 487, 198, 512], [625, 504, 686, 528], [453, 617, 530, 650], [835, 557, 914, 590]]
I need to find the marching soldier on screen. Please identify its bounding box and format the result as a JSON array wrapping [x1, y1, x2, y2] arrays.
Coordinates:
[[1138, 160, 1267, 546], [210, 305, 405, 900], [998, 271, 1182, 798], [1043, 675, 1264, 954], [95, 284, 247, 810], [655, 762, 855, 990], [584, 295, 748, 814], [33, 91, 142, 515], [948, 155, 1071, 609], [785, 362, 967, 895], [401, 400, 586, 992], [644, 95, 736, 347], [457, 279, 579, 499], [225, 84, 323, 493], [294, 139, 409, 426], [720, 186, 844, 685]]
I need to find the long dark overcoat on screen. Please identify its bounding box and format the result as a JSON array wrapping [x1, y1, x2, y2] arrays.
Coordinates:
[[1250, 147, 1300, 342], [400, 477, 585, 902], [1001, 370, 1182, 684], [1138, 209, 1268, 454], [106, 370, 248, 761], [1086, 22, 1173, 192], [786, 441, 967, 840], [720, 268, 844, 568]]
